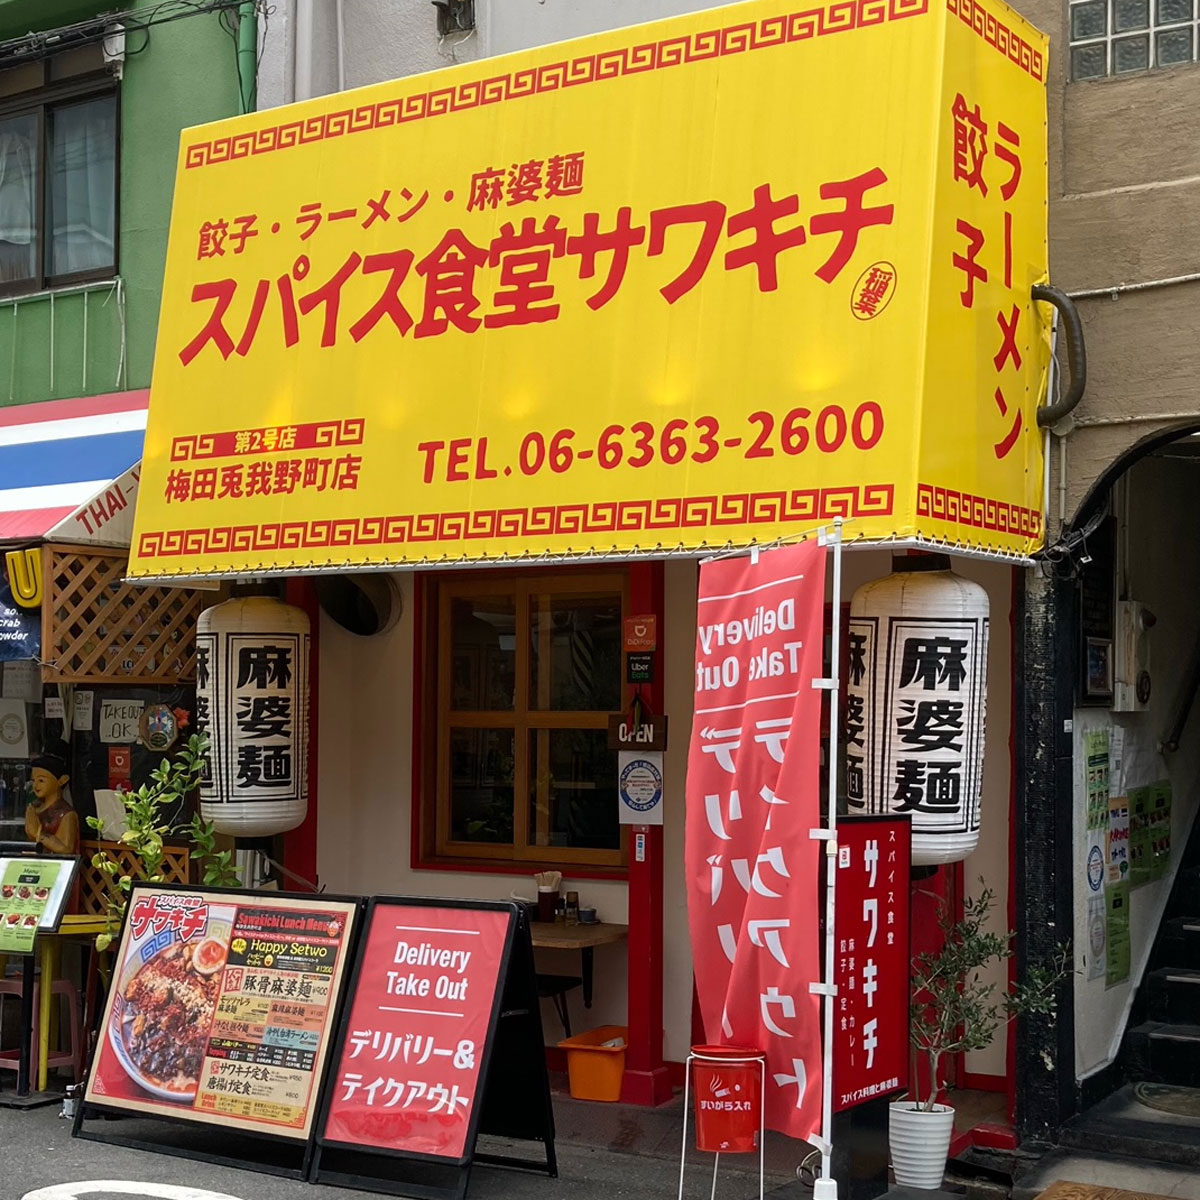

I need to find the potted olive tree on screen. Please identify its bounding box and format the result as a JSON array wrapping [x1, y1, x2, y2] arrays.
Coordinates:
[[890, 884, 1065, 1190]]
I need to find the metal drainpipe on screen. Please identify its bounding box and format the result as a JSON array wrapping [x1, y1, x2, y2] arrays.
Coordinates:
[[1033, 283, 1087, 428], [238, 2, 257, 114]]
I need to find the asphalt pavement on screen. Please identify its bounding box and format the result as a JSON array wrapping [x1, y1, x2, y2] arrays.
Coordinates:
[[2, 1098, 808, 1200]]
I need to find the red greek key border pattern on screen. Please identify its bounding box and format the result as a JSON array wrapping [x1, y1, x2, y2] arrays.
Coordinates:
[[946, 0, 1044, 81], [916, 482, 1042, 539], [138, 484, 895, 559], [184, 0, 930, 171], [170, 419, 366, 462]]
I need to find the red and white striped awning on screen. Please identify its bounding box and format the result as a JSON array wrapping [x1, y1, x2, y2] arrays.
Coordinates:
[[0, 390, 149, 542]]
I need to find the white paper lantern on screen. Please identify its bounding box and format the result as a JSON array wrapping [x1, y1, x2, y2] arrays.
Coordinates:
[[845, 557, 988, 866], [195, 596, 310, 836]]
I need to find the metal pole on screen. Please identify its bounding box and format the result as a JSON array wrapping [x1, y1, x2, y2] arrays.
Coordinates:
[[237, 2, 257, 114], [813, 517, 844, 1200], [758, 1055, 766, 1200], [677, 1055, 692, 1200], [16, 953, 34, 1097]]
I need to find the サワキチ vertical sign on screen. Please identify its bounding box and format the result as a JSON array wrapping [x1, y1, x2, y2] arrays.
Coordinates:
[[685, 540, 826, 1142], [833, 815, 912, 1112], [83, 886, 359, 1140]]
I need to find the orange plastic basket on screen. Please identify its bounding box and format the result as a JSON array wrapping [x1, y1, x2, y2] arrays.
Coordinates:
[[558, 1024, 628, 1101]]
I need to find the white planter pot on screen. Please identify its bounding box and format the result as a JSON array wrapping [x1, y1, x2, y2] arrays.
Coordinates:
[[889, 1100, 955, 1189]]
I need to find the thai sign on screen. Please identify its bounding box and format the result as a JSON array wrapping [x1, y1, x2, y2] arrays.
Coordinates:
[[0, 553, 39, 662], [85, 887, 358, 1140], [128, 0, 1050, 578], [685, 540, 825, 1141]]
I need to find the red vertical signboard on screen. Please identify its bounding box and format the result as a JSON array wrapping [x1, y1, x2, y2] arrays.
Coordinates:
[[833, 815, 911, 1111], [685, 541, 825, 1141], [321, 901, 511, 1160]]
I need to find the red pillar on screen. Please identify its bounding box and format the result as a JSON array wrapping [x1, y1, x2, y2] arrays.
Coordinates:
[[621, 562, 672, 1105]]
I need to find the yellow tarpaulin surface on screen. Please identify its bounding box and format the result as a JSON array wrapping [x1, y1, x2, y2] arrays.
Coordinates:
[[129, 0, 1051, 578]]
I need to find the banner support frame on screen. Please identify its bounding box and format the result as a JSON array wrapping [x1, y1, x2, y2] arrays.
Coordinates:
[[814, 516, 844, 1200]]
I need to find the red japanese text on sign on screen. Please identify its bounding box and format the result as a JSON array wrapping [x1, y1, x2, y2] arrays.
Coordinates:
[[947, 92, 1027, 460], [177, 169, 895, 365], [685, 541, 826, 1142], [322, 903, 510, 1160], [128, 893, 208, 942]]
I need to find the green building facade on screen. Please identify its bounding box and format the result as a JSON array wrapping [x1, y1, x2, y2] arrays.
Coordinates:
[[0, 0, 247, 407]]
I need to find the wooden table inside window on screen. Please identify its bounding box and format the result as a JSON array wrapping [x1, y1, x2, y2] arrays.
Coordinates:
[[530, 922, 627, 1007]]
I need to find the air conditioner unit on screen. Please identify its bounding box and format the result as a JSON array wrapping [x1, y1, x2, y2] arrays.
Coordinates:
[[1113, 599, 1155, 712]]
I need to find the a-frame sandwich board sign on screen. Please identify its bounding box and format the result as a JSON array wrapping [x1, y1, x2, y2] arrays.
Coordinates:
[[75, 884, 362, 1179], [312, 896, 556, 1198]]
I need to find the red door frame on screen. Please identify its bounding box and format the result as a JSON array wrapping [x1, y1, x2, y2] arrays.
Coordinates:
[[621, 560, 672, 1104]]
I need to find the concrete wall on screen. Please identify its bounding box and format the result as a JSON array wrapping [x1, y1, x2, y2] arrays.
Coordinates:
[[1025, 0, 1200, 528], [483, 0, 729, 54], [258, 0, 481, 109], [314, 550, 1016, 1074], [0, 0, 241, 405], [1071, 456, 1200, 1078]]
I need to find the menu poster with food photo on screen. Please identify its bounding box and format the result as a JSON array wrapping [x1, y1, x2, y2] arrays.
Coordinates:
[[0, 856, 75, 953], [83, 886, 360, 1141]]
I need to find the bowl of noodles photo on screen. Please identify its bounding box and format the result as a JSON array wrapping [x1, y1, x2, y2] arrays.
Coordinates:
[[108, 919, 231, 1102]]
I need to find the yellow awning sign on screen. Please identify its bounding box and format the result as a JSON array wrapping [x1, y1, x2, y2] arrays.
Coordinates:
[[129, 0, 1050, 579]]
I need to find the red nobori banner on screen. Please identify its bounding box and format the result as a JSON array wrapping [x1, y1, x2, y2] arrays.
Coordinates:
[[833, 815, 911, 1112], [686, 540, 825, 1141], [321, 902, 511, 1161]]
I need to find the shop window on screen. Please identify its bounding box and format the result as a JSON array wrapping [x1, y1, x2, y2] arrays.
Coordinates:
[[0, 47, 117, 296], [1070, 0, 1199, 77], [420, 571, 629, 870]]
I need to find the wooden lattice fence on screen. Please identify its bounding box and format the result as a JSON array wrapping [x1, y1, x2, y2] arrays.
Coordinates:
[[41, 544, 212, 684], [78, 839, 192, 916]]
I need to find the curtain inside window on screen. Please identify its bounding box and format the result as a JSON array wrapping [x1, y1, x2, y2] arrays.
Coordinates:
[[48, 93, 115, 278], [0, 112, 37, 284]]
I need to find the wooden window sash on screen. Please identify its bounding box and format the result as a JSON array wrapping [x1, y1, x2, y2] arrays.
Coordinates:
[[428, 570, 630, 869]]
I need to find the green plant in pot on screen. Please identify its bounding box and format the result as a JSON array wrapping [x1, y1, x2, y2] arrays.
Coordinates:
[[890, 883, 1065, 1190], [86, 733, 241, 952]]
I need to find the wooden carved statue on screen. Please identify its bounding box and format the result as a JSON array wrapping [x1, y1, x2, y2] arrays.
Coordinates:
[[24, 750, 78, 857]]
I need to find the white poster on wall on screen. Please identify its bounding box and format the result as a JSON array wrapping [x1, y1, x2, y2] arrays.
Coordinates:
[[618, 750, 664, 825], [73, 691, 94, 732], [2, 660, 39, 702], [1085, 830, 1106, 897], [0, 699, 28, 758], [1110, 726, 1126, 796], [1086, 894, 1106, 982], [1108, 795, 1131, 885], [92, 789, 129, 840], [99, 699, 144, 744]]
